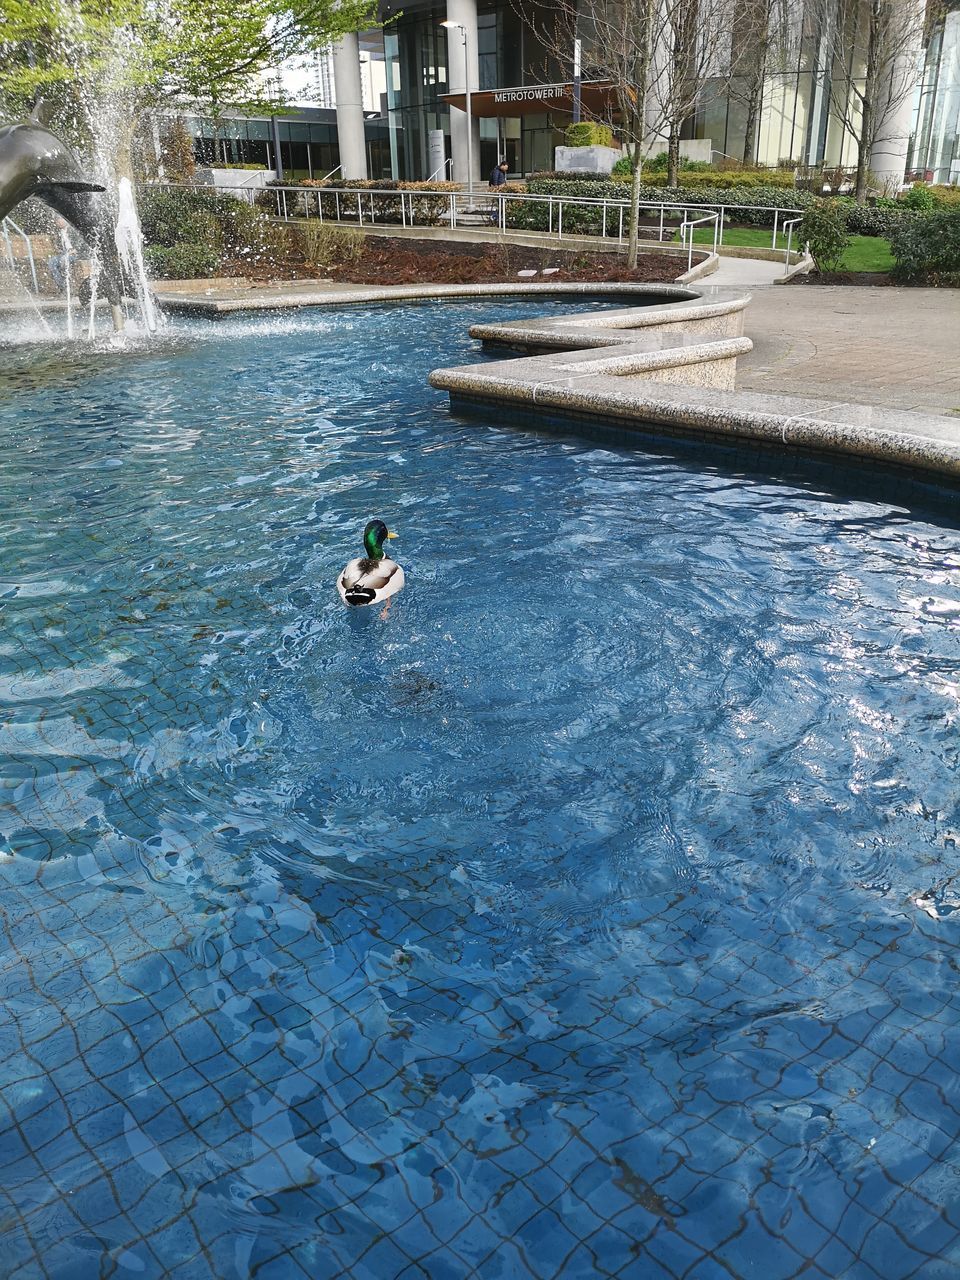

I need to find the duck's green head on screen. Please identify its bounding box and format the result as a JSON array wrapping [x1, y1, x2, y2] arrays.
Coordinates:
[[363, 519, 398, 560]]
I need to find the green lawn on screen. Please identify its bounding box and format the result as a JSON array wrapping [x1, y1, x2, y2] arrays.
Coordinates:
[[691, 225, 894, 272]]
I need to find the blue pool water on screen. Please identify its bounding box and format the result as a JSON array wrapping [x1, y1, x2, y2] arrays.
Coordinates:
[[1, 300, 960, 1280]]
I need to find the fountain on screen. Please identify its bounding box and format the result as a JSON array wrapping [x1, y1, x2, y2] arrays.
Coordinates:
[[0, 117, 140, 332]]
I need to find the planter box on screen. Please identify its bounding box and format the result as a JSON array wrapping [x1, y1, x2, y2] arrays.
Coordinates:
[[554, 145, 622, 175]]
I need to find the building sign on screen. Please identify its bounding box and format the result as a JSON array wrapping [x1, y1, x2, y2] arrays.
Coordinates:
[[493, 85, 564, 105], [440, 80, 617, 119]]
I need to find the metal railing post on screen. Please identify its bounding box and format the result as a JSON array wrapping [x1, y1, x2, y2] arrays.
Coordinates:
[[781, 217, 802, 275], [558, 201, 563, 239], [772, 208, 779, 250]]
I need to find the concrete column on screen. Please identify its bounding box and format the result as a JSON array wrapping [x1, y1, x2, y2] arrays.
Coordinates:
[[445, 0, 481, 186], [869, 0, 924, 189], [333, 33, 368, 180], [644, 18, 673, 152]]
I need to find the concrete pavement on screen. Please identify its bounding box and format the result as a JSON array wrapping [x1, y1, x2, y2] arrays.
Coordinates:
[[737, 284, 960, 417]]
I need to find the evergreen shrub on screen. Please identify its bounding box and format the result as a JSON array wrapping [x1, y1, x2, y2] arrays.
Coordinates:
[[891, 209, 960, 283], [564, 122, 615, 148], [144, 243, 219, 278], [799, 199, 849, 273]]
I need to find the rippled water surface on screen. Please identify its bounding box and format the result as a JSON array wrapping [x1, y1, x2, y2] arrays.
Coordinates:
[[2, 301, 960, 1280]]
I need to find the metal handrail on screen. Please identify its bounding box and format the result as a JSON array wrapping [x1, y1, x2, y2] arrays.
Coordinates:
[[426, 158, 454, 182], [149, 180, 802, 235], [781, 217, 803, 274], [678, 212, 720, 272], [1, 216, 40, 293], [147, 181, 804, 264]]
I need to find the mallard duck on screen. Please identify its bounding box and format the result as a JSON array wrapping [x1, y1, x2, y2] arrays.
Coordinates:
[[337, 519, 404, 607]]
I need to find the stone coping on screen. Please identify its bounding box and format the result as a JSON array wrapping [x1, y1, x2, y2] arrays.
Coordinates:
[[152, 280, 713, 317], [465, 287, 749, 351], [428, 361, 960, 484]]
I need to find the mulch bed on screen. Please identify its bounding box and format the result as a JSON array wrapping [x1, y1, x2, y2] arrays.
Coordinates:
[[222, 236, 696, 286]]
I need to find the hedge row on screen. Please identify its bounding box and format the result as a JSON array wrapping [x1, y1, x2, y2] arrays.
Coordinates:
[[508, 179, 807, 232], [138, 186, 296, 277], [832, 197, 921, 237], [529, 167, 796, 190], [510, 179, 928, 238]]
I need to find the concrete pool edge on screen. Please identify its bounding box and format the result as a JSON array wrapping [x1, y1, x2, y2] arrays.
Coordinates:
[[430, 373, 960, 486], [152, 279, 718, 316], [425, 294, 960, 487]]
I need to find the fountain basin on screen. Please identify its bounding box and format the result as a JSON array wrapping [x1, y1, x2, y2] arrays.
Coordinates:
[[1, 300, 958, 1279]]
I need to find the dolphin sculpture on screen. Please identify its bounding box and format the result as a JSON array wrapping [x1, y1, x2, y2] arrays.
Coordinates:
[[0, 120, 126, 329]]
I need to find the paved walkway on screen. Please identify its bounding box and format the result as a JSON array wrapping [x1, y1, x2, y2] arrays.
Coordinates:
[[696, 255, 960, 418], [708, 255, 788, 289], [737, 284, 960, 418]]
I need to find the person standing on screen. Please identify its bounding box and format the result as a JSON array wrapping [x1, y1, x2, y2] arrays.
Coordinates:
[[488, 159, 509, 188]]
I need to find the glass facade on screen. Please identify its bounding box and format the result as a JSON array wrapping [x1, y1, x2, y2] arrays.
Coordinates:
[[910, 6, 960, 183], [188, 113, 392, 181], [185, 0, 959, 186], [383, 0, 568, 178], [693, 0, 954, 178]]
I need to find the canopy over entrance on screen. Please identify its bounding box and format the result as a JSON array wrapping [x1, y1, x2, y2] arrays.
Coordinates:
[[440, 80, 619, 119]]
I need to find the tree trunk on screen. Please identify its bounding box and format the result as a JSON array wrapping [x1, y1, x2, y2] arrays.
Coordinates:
[[667, 129, 681, 186], [627, 148, 643, 269], [742, 83, 761, 165], [855, 2, 880, 202], [854, 100, 871, 201]]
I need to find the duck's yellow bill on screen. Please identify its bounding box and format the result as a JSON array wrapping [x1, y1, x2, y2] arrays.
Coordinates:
[[386, 531, 398, 539]]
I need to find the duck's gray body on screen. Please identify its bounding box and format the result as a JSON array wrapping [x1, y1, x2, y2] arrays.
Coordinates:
[[0, 121, 124, 313]]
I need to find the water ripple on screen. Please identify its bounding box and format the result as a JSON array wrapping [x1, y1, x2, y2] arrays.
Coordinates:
[[1, 300, 959, 1278]]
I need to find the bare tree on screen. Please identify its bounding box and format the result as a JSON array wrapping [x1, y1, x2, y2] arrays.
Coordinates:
[[725, 0, 794, 164], [646, 0, 733, 184], [524, 0, 676, 266], [810, 0, 927, 199]]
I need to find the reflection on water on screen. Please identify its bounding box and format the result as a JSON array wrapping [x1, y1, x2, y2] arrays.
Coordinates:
[[1, 300, 959, 1278]]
